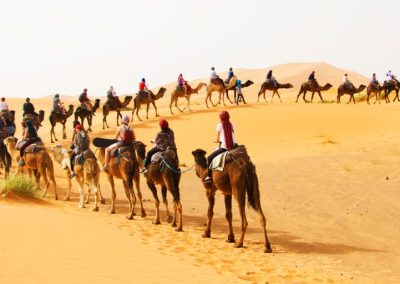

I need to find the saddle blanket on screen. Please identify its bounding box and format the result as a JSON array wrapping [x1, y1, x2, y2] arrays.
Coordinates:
[[151, 152, 163, 163], [209, 151, 229, 172]]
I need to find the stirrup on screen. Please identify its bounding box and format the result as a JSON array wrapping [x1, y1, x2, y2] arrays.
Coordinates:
[[140, 168, 148, 174], [202, 176, 212, 184]]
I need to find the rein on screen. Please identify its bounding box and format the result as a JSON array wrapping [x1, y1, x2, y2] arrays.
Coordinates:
[[160, 156, 194, 174]]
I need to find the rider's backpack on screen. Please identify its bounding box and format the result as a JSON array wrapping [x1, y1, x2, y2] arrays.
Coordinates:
[[122, 126, 134, 144]]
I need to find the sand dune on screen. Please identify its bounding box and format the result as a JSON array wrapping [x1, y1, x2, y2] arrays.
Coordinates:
[[1, 63, 399, 283]]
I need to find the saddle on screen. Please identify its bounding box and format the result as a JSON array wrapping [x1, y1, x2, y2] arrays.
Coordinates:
[[176, 85, 185, 93], [151, 151, 163, 163], [138, 90, 151, 98], [211, 78, 224, 86], [79, 102, 90, 110], [74, 149, 96, 165], [209, 146, 249, 172], [24, 142, 45, 153], [110, 145, 133, 158]]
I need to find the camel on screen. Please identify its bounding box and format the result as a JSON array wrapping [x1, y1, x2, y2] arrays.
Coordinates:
[[136, 142, 183, 231], [337, 84, 367, 104], [102, 96, 132, 130], [3, 111, 16, 137], [75, 99, 100, 132], [296, 82, 333, 103], [49, 105, 74, 143], [205, 77, 237, 108], [383, 79, 400, 103], [96, 146, 146, 219], [24, 110, 45, 129], [192, 148, 272, 253], [366, 83, 385, 104], [257, 81, 293, 103], [4, 136, 18, 165], [225, 80, 254, 105], [17, 145, 58, 200], [50, 145, 106, 204], [132, 87, 167, 121], [169, 83, 206, 114], [0, 141, 11, 178]]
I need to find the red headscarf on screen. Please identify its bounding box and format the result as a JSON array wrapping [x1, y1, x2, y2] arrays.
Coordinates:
[[159, 119, 169, 129], [219, 111, 234, 150]]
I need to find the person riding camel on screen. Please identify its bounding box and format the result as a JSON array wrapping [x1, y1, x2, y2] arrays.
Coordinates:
[[23, 98, 35, 116], [371, 73, 379, 85], [17, 120, 41, 166], [103, 115, 135, 171], [140, 119, 176, 174], [210, 67, 224, 86], [266, 70, 278, 88], [0, 98, 9, 113], [177, 74, 188, 96], [79, 88, 94, 114], [386, 70, 398, 88], [308, 71, 318, 87], [343, 74, 354, 90], [69, 123, 90, 178], [225, 67, 235, 84], [203, 110, 236, 183], [139, 78, 152, 101], [107, 85, 122, 108], [52, 94, 66, 114]]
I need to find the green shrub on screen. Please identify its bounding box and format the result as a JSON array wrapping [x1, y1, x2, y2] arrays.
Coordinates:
[[0, 175, 39, 198]]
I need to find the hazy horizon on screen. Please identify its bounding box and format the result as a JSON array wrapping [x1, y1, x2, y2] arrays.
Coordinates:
[[2, 0, 399, 98]]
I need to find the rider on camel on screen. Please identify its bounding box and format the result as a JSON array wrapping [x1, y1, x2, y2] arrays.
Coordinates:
[[371, 73, 379, 85], [79, 88, 94, 114], [23, 98, 35, 116], [266, 70, 278, 88], [69, 123, 90, 178], [177, 74, 188, 96], [103, 115, 135, 171], [17, 120, 41, 167], [203, 110, 236, 183], [139, 78, 152, 100], [387, 71, 398, 88], [343, 74, 354, 90], [225, 67, 235, 84], [107, 86, 122, 108], [210, 67, 224, 86], [0, 98, 9, 113], [140, 119, 176, 174], [52, 94, 66, 114]]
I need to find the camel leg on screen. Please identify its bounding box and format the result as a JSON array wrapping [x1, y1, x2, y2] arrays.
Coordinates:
[[152, 101, 158, 117], [169, 99, 174, 115], [202, 189, 215, 238], [116, 111, 120, 126], [123, 180, 136, 220], [107, 174, 116, 214], [38, 166, 50, 199], [97, 182, 106, 204], [76, 176, 85, 208], [184, 95, 191, 111], [145, 103, 150, 119], [234, 186, 248, 249], [62, 123, 66, 139], [147, 180, 161, 224], [175, 99, 183, 113], [85, 183, 91, 204], [317, 91, 324, 103], [276, 91, 283, 103], [295, 90, 302, 103], [161, 185, 172, 223], [224, 195, 235, 243], [133, 169, 146, 218], [135, 105, 142, 121], [91, 180, 99, 212], [164, 175, 182, 231], [256, 206, 272, 253], [264, 91, 267, 103], [226, 91, 233, 104]]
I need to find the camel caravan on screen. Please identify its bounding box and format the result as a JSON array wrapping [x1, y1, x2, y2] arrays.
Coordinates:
[[0, 67, 399, 253]]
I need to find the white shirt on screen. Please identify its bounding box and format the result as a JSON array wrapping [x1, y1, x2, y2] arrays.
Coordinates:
[[211, 71, 218, 79], [217, 123, 236, 150], [387, 71, 395, 79], [342, 76, 348, 83], [0, 102, 8, 111]]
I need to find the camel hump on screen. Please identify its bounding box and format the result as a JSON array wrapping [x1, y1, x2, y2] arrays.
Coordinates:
[[24, 143, 45, 153]]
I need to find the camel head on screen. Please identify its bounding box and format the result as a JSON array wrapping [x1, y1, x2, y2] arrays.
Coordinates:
[[192, 149, 207, 166], [50, 144, 69, 164], [286, 83, 294, 89], [358, 85, 367, 92], [3, 136, 17, 151], [38, 110, 45, 122], [124, 96, 133, 103], [242, 80, 254, 88], [157, 87, 167, 98], [135, 141, 146, 162]]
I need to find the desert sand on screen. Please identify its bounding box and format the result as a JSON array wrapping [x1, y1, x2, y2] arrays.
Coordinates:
[[1, 63, 399, 283]]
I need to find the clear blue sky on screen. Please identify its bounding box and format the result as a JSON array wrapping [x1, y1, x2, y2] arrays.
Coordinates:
[[1, 0, 399, 97]]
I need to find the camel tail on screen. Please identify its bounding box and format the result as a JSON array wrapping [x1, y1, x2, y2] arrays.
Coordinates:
[[245, 162, 261, 211]]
